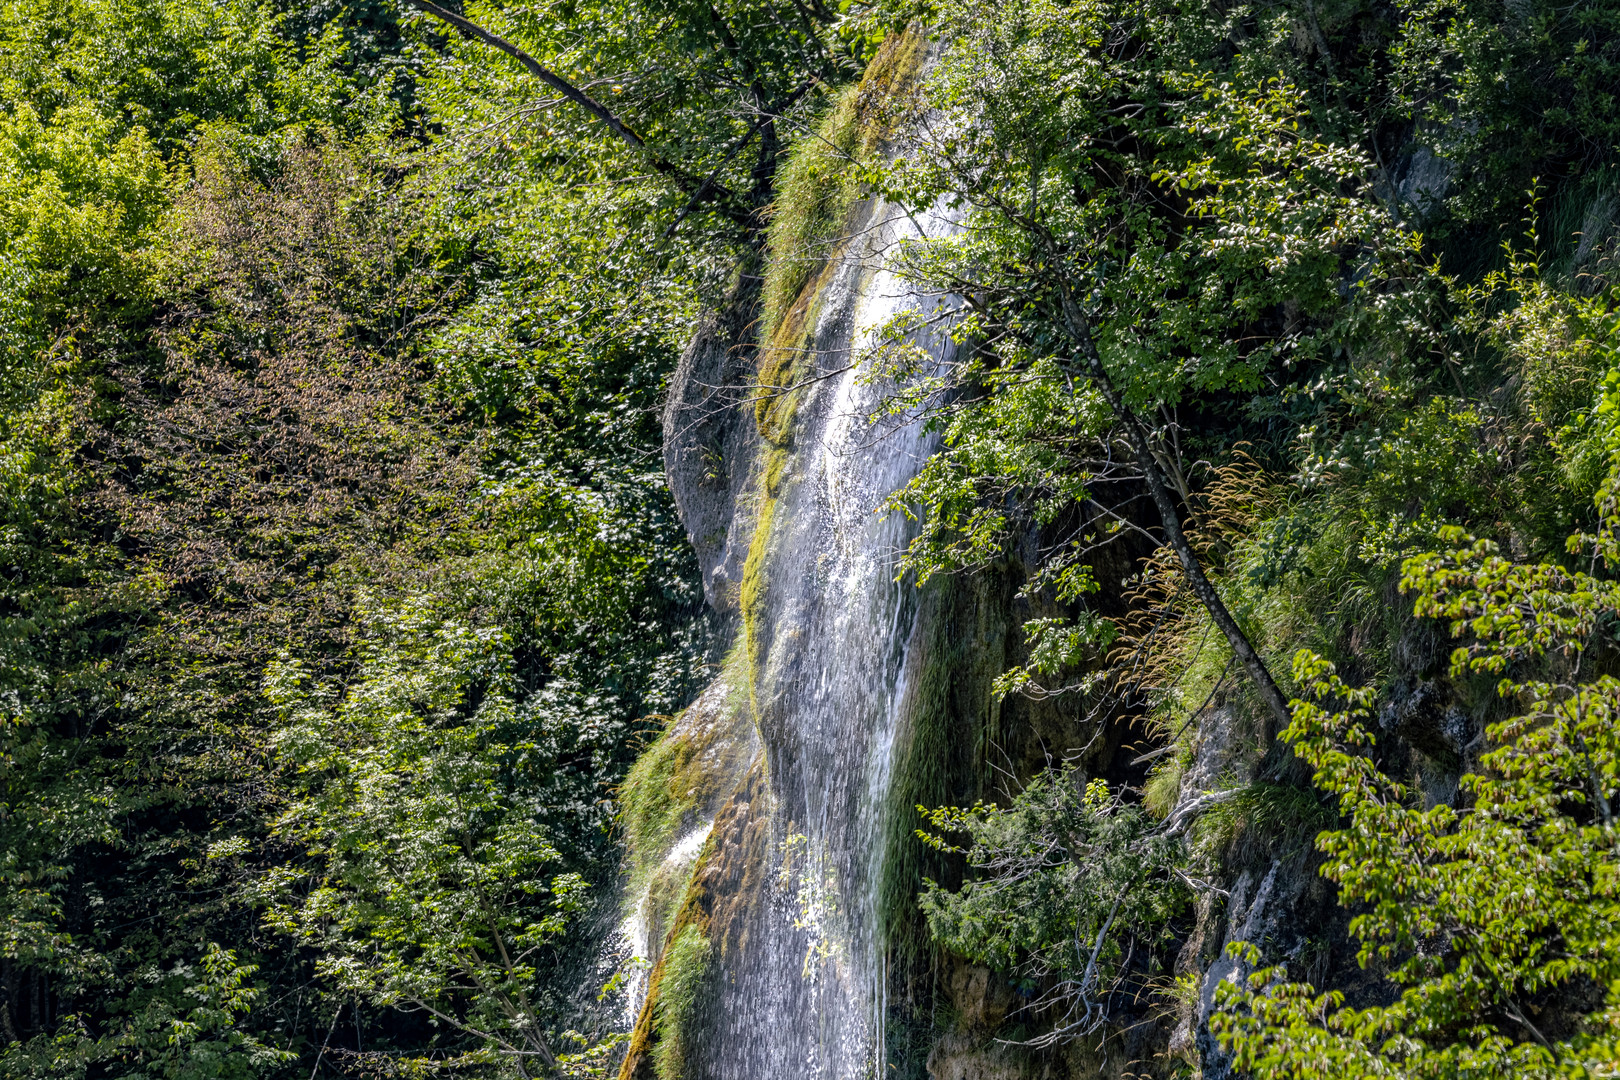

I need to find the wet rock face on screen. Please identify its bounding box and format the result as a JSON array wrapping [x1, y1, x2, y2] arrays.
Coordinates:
[[925, 1019, 1180, 1080], [945, 960, 1018, 1033], [613, 666, 761, 1028], [662, 260, 763, 615], [925, 1042, 1030, 1080], [1193, 859, 1292, 1080]]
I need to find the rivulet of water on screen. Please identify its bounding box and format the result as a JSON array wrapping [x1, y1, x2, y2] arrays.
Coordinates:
[[616, 824, 713, 1026]]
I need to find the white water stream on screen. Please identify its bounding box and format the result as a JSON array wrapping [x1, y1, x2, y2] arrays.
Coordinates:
[[695, 197, 960, 1079]]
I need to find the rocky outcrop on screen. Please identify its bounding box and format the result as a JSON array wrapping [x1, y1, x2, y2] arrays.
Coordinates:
[[661, 256, 764, 615]]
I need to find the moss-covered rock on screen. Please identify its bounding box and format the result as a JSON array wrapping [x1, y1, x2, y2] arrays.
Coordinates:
[[617, 648, 758, 1014], [753, 23, 933, 447], [757, 24, 929, 348], [618, 762, 772, 1080]]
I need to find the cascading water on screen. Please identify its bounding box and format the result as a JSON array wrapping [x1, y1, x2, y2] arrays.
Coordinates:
[[609, 30, 970, 1077], [689, 193, 960, 1079]]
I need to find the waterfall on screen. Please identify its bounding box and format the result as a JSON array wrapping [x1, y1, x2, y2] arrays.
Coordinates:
[[617, 31, 963, 1075], [688, 194, 958, 1079]]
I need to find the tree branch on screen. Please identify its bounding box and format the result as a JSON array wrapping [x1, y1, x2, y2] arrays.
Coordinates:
[[663, 77, 817, 237], [405, 0, 754, 226], [1054, 287, 1294, 735]]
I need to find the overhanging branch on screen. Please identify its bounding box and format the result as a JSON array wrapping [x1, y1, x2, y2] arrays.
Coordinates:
[[1053, 285, 1294, 736], [405, 0, 755, 226]]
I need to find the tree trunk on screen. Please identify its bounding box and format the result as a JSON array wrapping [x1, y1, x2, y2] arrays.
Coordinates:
[[1055, 290, 1294, 736]]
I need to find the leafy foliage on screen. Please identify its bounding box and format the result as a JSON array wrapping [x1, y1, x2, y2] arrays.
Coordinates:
[[1384, 0, 1620, 230], [1212, 471, 1620, 1075], [1, 0, 1618, 1071], [863, 0, 1431, 718], [263, 593, 591, 1068], [916, 772, 1187, 1041], [876, 0, 1620, 1063], [0, 0, 720, 1068]]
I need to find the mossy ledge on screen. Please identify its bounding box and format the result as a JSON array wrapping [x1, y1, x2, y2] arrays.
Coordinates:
[[617, 648, 757, 975], [753, 22, 930, 443], [618, 761, 772, 1080]]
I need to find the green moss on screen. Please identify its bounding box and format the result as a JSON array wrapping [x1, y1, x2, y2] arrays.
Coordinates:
[[620, 764, 769, 1080], [758, 83, 865, 346], [758, 24, 930, 343], [762, 446, 789, 497], [755, 256, 840, 443], [858, 19, 929, 105], [1195, 782, 1336, 860], [877, 573, 1006, 975], [620, 719, 703, 888], [649, 923, 713, 1080], [617, 648, 761, 980], [739, 454, 784, 692], [754, 25, 933, 442]]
